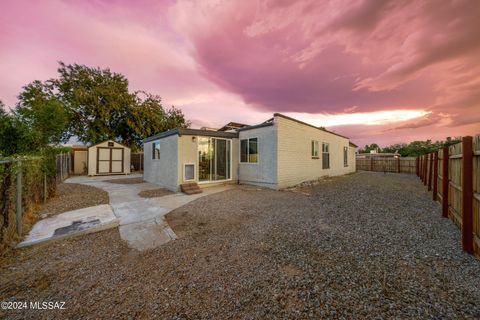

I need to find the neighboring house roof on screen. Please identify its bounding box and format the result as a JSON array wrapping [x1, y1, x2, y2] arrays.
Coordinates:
[[218, 122, 249, 131], [349, 142, 358, 148], [237, 118, 274, 132], [144, 128, 238, 142]]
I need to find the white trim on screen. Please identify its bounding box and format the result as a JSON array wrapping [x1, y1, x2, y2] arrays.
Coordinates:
[[183, 163, 196, 181], [239, 137, 259, 164]]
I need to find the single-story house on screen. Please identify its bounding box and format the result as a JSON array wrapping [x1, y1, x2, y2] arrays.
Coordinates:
[[143, 113, 357, 191]]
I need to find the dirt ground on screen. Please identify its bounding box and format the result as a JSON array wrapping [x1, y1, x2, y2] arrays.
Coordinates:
[[105, 177, 145, 184], [1, 172, 479, 319], [39, 183, 109, 217], [138, 188, 173, 198]]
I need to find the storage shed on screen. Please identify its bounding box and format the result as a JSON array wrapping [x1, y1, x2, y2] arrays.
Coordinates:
[[87, 140, 131, 176]]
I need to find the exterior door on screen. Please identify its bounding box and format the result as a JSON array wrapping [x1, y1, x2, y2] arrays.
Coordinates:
[[97, 147, 124, 174]]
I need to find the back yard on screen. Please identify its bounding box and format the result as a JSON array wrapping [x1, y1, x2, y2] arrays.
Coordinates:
[[1, 172, 479, 319]]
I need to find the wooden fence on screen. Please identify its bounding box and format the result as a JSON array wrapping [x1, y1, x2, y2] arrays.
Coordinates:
[[131, 152, 144, 172], [356, 157, 416, 173], [416, 135, 479, 257]]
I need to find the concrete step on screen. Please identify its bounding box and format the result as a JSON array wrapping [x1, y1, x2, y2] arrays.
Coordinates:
[[180, 182, 203, 195]]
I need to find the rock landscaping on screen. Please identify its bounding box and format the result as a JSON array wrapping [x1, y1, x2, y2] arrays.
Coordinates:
[[38, 183, 109, 218], [1, 171, 479, 319]]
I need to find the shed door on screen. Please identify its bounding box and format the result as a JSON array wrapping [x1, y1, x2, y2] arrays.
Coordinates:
[[97, 147, 124, 174]]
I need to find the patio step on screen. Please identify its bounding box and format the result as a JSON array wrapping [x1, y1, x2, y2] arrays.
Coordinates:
[[180, 182, 203, 195]]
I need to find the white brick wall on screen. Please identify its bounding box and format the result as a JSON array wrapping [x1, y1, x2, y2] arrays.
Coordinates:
[[276, 116, 355, 189]]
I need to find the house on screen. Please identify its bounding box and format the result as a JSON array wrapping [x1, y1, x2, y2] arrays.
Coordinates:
[[143, 113, 357, 191]]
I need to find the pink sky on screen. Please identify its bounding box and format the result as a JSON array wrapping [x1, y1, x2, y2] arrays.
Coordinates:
[[1, 0, 479, 147]]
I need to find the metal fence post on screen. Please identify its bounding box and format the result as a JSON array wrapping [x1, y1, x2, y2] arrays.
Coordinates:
[[44, 172, 47, 203], [16, 161, 23, 235], [461, 136, 473, 253]]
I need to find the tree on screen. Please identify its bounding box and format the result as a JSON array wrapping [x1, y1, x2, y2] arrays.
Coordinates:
[[16, 80, 70, 145], [0, 101, 37, 156], [42, 62, 190, 150]]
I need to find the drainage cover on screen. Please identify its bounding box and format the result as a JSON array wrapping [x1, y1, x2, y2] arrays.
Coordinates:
[[53, 219, 101, 236]]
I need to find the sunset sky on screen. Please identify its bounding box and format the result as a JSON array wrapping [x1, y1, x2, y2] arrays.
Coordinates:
[[1, 0, 479, 146]]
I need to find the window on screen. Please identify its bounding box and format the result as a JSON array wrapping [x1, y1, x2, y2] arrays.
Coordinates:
[[152, 141, 160, 159], [240, 138, 258, 163], [344, 146, 348, 167], [311, 140, 319, 158], [184, 164, 195, 181], [322, 143, 330, 169]]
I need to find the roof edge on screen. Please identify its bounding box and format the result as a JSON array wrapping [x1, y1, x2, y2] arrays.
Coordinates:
[[273, 113, 350, 140]]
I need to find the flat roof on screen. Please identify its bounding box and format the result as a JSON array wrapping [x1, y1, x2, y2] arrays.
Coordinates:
[[144, 128, 238, 142]]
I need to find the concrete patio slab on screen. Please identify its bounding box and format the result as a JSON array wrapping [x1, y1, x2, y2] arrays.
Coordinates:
[[21, 173, 236, 251], [18, 204, 118, 248], [118, 217, 177, 251]]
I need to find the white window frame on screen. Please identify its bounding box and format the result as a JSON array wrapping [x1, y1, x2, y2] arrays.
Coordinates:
[[311, 140, 319, 159], [152, 140, 161, 160], [240, 137, 258, 164], [183, 163, 196, 181]]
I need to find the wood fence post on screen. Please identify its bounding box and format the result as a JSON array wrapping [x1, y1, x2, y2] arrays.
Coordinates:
[[461, 136, 473, 253], [442, 147, 449, 218], [423, 154, 428, 186], [421, 155, 425, 182], [420, 156, 423, 181], [428, 153, 433, 191], [16, 160, 23, 235], [433, 151, 438, 201], [415, 157, 418, 177], [370, 158, 373, 171], [397, 157, 400, 173]]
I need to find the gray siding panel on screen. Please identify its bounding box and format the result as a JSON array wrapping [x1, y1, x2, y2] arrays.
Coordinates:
[[238, 125, 278, 189], [143, 135, 179, 191]]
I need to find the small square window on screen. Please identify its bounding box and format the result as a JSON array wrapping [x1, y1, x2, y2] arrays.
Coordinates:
[[152, 141, 160, 159]]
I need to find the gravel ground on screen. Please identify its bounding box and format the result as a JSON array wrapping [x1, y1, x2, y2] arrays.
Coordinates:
[[105, 177, 145, 184], [1, 171, 479, 319], [138, 188, 174, 198], [39, 183, 109, 217]]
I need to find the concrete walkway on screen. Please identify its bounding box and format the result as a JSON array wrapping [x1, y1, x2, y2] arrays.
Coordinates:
[[19, 174, 234, 250]]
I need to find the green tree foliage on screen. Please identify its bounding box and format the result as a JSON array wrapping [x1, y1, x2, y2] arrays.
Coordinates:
[[49, 62, 189, 150], [0, 101, 38, 157], [16, 80, 70, 145], [3, 62, 190, 154]]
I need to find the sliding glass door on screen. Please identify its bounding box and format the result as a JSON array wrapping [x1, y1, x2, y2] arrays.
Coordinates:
[[198, 137, 231, 182]]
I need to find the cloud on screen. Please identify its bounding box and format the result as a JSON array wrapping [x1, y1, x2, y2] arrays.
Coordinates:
[[0, 0, 478, 146], [170, 0, 480, 128]]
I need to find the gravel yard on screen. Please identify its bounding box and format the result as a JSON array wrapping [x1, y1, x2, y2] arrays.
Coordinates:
[[1, 171, 479, 319], [38, 183, 109, 217]]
